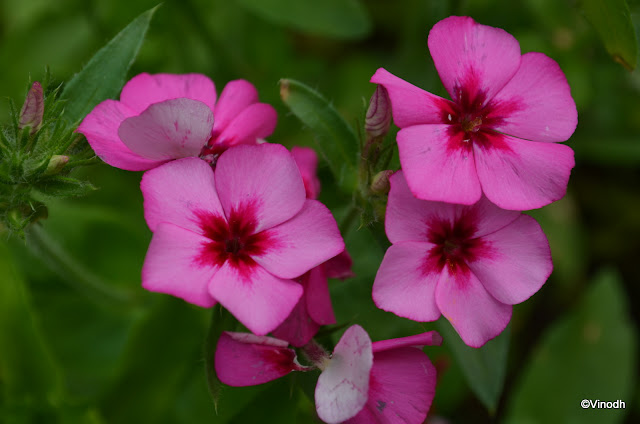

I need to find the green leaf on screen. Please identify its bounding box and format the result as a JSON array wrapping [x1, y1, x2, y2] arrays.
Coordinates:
[[505, 269, 637, 424], [280, 79, 359, 193], [61, 6, 158, 124], [436, 318, 510, 413], [34, 176, 97, 197], [236, 0, 371, 39], [579, 0, 638, 70]]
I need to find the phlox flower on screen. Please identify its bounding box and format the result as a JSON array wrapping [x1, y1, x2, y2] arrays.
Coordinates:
[[78, 73, 276, 170], [371, 16, 577, 210], [215, 325, 441, 424], [140, 144, 344, 335], [373, 171, 553, 347]]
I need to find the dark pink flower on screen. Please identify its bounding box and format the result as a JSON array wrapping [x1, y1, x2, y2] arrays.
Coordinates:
[[373, 172, 553, 347], [371, 16, 577, 210], [78, 73, 276, 170], [140, 144, 344, 335]]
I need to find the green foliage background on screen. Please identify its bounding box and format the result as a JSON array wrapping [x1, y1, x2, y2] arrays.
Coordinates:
[[1, 0, 639, 422]]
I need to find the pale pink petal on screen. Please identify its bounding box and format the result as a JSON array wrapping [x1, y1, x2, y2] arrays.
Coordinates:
[[370, 68, 450, 127], [428, 16, 521, 104], [324, 250, 355, 280], [435, 267, 512, 348], [272, 274, 321, 347], [371, 331, 442, 353], [214, 331, 300, 387], [373, 242, 442, 322], [212, 79, 259, 133], [120, 73, 216, 114], [141, 223, 217, 308], [305, 266, 335, 325], [315, 325, 373, 424], [252, 199, 344, 280], [213, 103, 277, 147], [141, 157, 225, 233], [474, 133, 575, 210], [346, 347, 437, 424], [118, 98, 213, 160], [397, 125, 482, 205], [291, 146, 321, 199], [77, 100, 164, 171], [208, 262, 303, 336], [214, 144, 306, 232], [468, 215, 552, 305], [489, 52, 577, 142]]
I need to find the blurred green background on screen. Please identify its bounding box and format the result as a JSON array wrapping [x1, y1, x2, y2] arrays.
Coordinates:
[[1, 0, 639, 423]]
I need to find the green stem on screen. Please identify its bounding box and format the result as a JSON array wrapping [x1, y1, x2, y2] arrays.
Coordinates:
[[203, 305, 233, 412], [339, 203, 361, 238]]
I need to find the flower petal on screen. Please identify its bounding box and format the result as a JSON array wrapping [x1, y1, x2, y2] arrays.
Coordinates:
[[370, 68, 450, 127], [291, 146, 321, 199], [316, 325, 373, 424], [252, 199, 344, 280], [272, 273, 321, 347], [141, 223, 217, 308], [373, 241, 442, 322], [468, 215, 552, 305], [120, 73, 216, 114], [212, 79, 259, 133], [324, 250, 355, 280], [397, 125, 482, 205], [474, 133, 575, 210], [214, 144, 306, 232], [118, 98, 213, 161], [213, 103, 277, 147], [306, 265, 336, 325], [141, 157, 225, 233], [77, 100, 164, 171], [489, 52, 577, 142], [428, 16, 521, 105], [435, 267, 512, 348], [214, 332, 299, 387], [208, 262, 303, 336], [371, 331, 442, 353]]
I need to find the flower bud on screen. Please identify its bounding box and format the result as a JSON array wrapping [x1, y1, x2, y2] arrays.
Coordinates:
[[370, 170, 394, 195], [43, 155, 69, 176], [19, 82, 44, 135], [365, 85, 391, 139]]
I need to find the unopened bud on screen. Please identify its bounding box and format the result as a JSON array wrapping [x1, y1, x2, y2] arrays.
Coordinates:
[[19, 82, 44, 135], [370, 170, 394, 194], [44, 155, 69, 176], [365, 85, 391, 139]]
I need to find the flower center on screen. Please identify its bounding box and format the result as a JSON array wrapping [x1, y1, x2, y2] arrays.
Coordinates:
[[225, 237, 243, 255], [460, 115, 483, 133]]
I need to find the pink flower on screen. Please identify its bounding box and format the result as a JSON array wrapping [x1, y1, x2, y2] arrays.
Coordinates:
[[78, 73, 277, 170], [370, 16, 577, 210], [373, 171, 553, 347], [140, 144, 344, 335], [214, 325, 441, 424]]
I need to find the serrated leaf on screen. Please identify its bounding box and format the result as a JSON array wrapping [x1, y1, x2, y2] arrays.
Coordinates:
[[280, 79, 359, 193], [61, 6, 158, 124], [505, 269, 636, 424], [34, 176, 97, 197], [237, 0, 371, 39], [436, 318, 510, 413], [580, 0, 638, 70]]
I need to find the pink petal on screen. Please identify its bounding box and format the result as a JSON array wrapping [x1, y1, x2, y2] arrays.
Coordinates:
[[77, 100, 164, 171], [435, 267, 512, 348], [208, 262, 303, 336], [118, 98, 213, 160], [370, 68, 450, 127], [214, 144, 306, 233], [324, 250, 355, 280], [397, 125, 482, 205], [315, 325, 373, 424], [305, 266, 336, 325], [271, 273, 321, 347], [371, 331, 443, 353], [212, 79, 259, 133], [372, 242, 442, 322], [120, 73, 216, 114], [141, 223, 217, 308], [214, 332, 300, 387], [489, 52, 577, 142], [468, 215, 552, 305], [252, 199, 344, 280], [213, 103, 277, 147], [291, 146, 321, 199], [428, 16, 521, 105], [474, 133, 575, 210], [345, 347, 437, 424], [141, 157, 225, 233], [462, 195, 521, 238]]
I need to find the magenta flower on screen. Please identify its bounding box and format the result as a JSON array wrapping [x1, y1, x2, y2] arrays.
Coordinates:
[[214, 325, 441, 424], [371, 16, 577, 210], [373, 172, 553, 347], [78, 73, 277, 170], [140, 144, 344, 335]]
